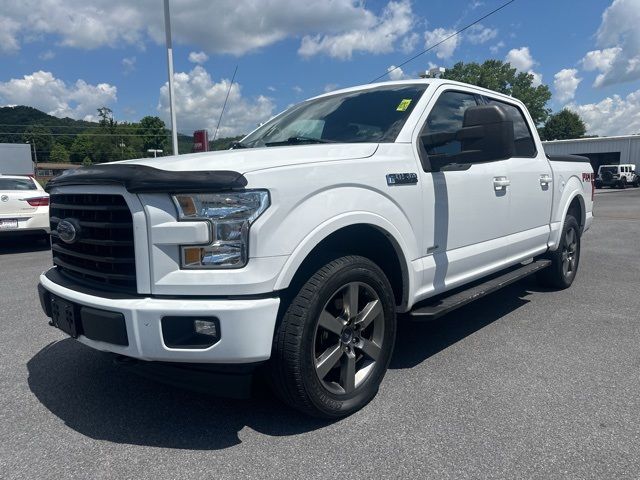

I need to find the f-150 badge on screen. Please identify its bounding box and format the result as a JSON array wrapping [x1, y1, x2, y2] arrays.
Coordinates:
[[386, 173, 418, 186]]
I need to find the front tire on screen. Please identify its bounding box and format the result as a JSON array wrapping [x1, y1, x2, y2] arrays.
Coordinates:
[[269, 256, 396, 418], [537, 214, 581, 289]]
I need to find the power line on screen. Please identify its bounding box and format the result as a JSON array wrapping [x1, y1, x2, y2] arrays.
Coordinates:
[[370, 0, 517, 83], [0, 123, 167, 130], [0, 132, 170, 137]]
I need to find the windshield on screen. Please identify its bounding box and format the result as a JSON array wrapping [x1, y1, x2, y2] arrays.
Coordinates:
[[239, 85, 427, 148], [599, 166, 618, 174], [0, 178, 37, 190]]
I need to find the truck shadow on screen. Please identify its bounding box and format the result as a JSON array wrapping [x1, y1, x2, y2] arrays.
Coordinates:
[[27, 280, 534, 450], [0, 236, 50, 254]]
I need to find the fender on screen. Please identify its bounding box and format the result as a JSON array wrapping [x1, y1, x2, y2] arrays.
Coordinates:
[[548, 175, 585, 251], [273, 211, 418, 307]]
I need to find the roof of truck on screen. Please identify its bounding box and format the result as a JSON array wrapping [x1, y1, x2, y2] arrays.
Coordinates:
[[308, 78, 526, 108]]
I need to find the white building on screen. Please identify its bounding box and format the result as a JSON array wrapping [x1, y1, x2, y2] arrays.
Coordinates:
[[543, 135, 640, 173]]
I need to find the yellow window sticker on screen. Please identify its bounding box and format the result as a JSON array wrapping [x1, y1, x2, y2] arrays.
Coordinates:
[[396, 99, 412, 111]]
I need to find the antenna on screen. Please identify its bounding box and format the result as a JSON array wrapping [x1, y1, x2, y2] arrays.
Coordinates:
[[213, 65, 238, 142]]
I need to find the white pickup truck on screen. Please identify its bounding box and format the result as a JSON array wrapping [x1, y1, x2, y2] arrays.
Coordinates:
[[38, 79, 594, 418]]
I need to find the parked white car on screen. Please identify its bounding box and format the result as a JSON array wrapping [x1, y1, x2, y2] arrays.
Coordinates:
[[595, 164, 638, 189], [0, 175, 49, 239], [38, 79, 594, 418]]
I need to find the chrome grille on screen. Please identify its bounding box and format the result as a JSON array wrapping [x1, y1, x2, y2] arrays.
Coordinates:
[[50, 194, 136, 292]]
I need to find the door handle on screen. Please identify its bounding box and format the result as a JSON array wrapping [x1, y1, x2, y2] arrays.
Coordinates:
[[540, 174, 552, 186], [493, 176, 510, 190]]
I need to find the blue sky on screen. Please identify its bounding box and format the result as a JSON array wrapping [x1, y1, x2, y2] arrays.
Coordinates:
[[0, 0, 639, 137]]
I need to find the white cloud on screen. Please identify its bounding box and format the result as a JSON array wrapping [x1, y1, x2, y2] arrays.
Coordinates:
[[505, 46, 542, 87], [582, 47, 621, 72], [298, 0, 413, 59], [401, 32, 419, 54], [579, 0, 640, 87], [0, 71, 117, 121], [122, 56, 136, 74], [292, 86, 303, 94], [490, 40, 505, 54], [466, 24, 497, 44], [188, 51, 209, 64], [424, 28, 461, 59], [554, 68, 582, 103], [505, 46, 535, 71], [0, 0, 412, 58], [386, 65, 406, 81], [158, 66, 274, 137], [567, 89, 640, 136], [38, 50, 55, 60], [0, 16, 20, 54], [529, 71, 543, 87], [323, 83, 339, 93]]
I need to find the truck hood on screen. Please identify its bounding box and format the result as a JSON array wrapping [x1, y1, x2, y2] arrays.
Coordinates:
[[115, 143, 378, 174]]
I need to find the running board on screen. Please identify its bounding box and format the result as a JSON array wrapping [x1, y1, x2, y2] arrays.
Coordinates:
[[409, 259, 551, 320]]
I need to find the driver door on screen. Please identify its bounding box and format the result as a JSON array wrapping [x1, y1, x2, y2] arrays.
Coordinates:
[[416, 87, 511, 293]]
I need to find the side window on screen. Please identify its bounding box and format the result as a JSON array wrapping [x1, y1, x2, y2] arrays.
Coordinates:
[[486, 98, 537, 157], [421, 91, 478, 165]]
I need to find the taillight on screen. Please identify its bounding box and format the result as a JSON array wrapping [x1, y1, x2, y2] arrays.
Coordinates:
[[25, 196, 49, 207]]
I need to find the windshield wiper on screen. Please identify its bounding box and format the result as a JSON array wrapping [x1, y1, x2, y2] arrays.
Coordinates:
[[230, 141, 248, 149], [265, 136, 336, 147]]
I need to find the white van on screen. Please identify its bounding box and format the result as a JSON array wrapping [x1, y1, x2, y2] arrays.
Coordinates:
[[595, 164, 638, 189]]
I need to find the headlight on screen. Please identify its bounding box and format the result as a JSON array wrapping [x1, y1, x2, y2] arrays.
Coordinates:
[[173, 190, 270, 269]]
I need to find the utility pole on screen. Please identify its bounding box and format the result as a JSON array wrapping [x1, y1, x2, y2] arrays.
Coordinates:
[[164, 0, 179, 156]]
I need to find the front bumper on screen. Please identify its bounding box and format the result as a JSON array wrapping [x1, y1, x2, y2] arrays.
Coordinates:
[[39, 269, 280, 364]]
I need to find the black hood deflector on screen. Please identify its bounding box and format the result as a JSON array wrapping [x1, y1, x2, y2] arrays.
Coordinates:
[[45, 164, 248, 193]]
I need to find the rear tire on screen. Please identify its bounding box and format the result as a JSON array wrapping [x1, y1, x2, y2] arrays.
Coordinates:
[[537, 214, 581, 289], [269, 255, 396, 418]]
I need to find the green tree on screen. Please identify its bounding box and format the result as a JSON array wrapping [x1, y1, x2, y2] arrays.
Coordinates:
[[97, 106, 117, 133], [69, 134, 93, 163], [441, 60, 552, 125], [540, 109, 586, 141], [138, 116, 168, 153], [21, 125, 53, 161], [82, 156, 93, 166], [49, 142, 70, 163]]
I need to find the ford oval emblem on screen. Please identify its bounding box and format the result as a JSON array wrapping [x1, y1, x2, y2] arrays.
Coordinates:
[[0, 195, 8, 202], [57, 219, 79, 244]]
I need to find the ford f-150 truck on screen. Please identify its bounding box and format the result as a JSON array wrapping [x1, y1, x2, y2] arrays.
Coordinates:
[[38, 79, 594, 418]]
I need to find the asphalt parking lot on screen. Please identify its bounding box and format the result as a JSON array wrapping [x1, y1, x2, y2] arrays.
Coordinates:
[[1, 188, 639, 480]]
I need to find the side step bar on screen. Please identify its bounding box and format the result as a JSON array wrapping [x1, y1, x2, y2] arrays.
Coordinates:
[[409, 259, 551, 320]]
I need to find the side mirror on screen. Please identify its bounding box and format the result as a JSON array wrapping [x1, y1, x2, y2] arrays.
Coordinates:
[[455, 104, 515, 163]]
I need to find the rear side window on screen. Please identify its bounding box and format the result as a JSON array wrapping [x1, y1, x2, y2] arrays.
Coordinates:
[[0, 178, 37, 190], [485, 98, 537, 157], [421, 91, 479, 159]]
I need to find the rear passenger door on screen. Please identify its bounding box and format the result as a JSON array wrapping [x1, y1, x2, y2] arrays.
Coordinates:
[[483, 97, 552, 257]]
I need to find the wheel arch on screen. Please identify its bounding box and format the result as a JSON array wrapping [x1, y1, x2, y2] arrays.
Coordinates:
[[549, 178, 586, 251], [274, 217, 413, 311]]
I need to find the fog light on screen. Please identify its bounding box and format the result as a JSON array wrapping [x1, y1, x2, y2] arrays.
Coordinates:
[[194, 319, 218, 337], [161, 316, 221, 349]]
